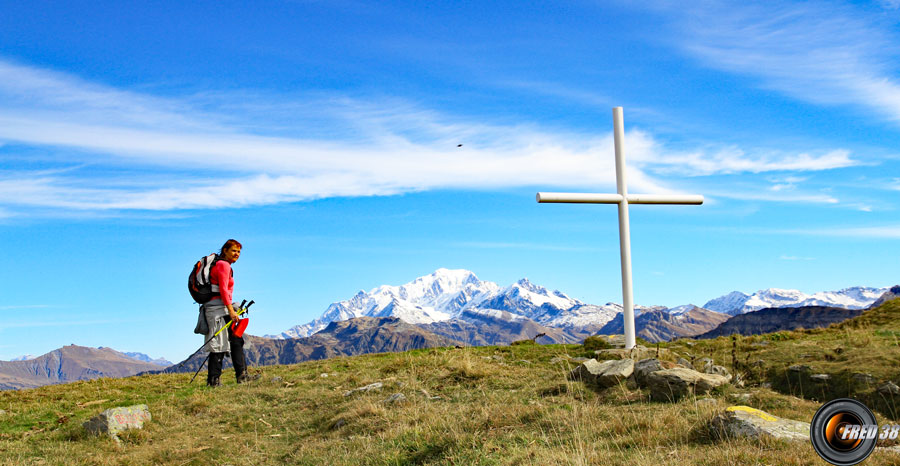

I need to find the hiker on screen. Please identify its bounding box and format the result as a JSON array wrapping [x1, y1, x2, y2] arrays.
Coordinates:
[[202, 239, 252, 386]]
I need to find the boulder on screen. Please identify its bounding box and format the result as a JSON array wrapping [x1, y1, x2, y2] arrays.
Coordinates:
[[569, 358, 634, 388], [83, 405, 151, 442], [633, 358, 663, 387], [697, 358, 714, 371], [646, 368, 729, 401], [810, 374, 831, 383], [710, 406, 808, 442]]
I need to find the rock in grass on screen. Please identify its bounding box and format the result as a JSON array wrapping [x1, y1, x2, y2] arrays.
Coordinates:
[[710, 406, 808, 442], [343, 382, 383, 397], [878, 381, 900, 396], [385, 393, 407, 404], [676, 357, 694, 370], [646, 368, 729, 401], [704, 365, 731, 379], [569, 358, 634, 388], [83, 405, 151, 442]]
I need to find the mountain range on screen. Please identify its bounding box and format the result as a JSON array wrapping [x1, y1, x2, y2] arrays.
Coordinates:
[[267, 268, 889, 342]]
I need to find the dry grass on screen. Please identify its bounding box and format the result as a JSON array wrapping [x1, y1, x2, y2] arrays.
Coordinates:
[[3, 299, 900, 464]]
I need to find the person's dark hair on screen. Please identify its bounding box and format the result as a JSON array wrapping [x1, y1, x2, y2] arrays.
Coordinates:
[[220, 239, 243, 255]]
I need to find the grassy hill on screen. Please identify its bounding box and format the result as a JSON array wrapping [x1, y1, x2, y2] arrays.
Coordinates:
[[2, 299, 900, 465]]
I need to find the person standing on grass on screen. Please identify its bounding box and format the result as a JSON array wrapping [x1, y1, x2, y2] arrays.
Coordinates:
[[202, 238, 254, 386]]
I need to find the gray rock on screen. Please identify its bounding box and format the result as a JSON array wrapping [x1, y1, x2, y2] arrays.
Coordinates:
[[852, 373, 876, 385], [596, 345, 670, 361], [697, 358, 714, 371], [710, 406, 808, 442], [633, 358, 663, 387], [810, 374, 831, 383], [83, 405, 151, 442], [697, 397, 718, 406], [704, 365, 731, 379], [788, 364, 811, 373], [569, 357, 590, 363], [751, 341, 770, 347], [646, 368, 730, 402], [569, 358, 634, 388], [878, 381, 900, 396], [343, 382, 383, 397], [272, 376, 283, 383], [730, 393, 752, 403], [549, 356, 569, 364], [676, 357, 694, 370], [385, 393, 407, 404]]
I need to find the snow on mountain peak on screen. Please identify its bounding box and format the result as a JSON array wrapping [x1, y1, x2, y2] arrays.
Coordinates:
[[703, 286, 888, 315], [266, 269, 891, 340]]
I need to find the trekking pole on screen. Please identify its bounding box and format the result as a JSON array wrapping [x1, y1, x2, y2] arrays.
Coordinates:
[[176, 302, 254, 373], [189, 353, 211, 384]]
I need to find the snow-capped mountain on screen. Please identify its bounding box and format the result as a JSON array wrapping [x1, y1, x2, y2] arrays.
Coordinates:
[[266, 269, 622, 339], [267, 268, 892, 340], [703, 286, 889, 316]]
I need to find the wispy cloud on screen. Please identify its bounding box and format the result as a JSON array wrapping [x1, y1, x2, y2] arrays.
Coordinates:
[[0, 58, 861, 215], [658, 1, 900, 123], [626, 133, 856, 175]]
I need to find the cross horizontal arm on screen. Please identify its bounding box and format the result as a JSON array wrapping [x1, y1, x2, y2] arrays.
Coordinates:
[[536, 192, 703, 205]]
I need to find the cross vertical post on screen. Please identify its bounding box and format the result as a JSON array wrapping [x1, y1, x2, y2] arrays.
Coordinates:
[[536, 107, 703, 349]]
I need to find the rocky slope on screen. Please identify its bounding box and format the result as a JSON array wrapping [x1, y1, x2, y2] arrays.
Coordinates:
[[696, 306, 866, 339]]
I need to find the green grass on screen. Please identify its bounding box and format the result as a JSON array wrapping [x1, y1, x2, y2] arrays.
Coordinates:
[[2, 299, 900, 465]]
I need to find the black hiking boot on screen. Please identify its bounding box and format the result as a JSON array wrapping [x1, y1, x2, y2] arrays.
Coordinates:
[[237, 372, 261, 384], [207, 376, 221, 387]]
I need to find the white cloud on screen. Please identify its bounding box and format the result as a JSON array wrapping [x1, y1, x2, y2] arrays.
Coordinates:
[[0, 58, 860, 214], [658, 1, 900, 124]]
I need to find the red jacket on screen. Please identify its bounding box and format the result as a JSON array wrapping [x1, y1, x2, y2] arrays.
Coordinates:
[[209, 260, 234, 306]]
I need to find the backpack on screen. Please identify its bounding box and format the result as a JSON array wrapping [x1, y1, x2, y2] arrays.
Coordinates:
[[188, 253, 225, 304]]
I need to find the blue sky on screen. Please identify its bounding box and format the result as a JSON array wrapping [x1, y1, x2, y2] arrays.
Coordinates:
[[1, 1, 899, 362]]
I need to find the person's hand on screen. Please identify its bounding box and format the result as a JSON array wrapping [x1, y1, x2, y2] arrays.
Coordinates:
[[229, 311, 239, 323]]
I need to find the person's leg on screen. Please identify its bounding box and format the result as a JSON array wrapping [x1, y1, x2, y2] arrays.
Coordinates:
[[207, 352, 225, 386], [229, 328, 247, 382]]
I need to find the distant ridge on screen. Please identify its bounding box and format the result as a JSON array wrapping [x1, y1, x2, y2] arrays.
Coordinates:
[[0, 345, 162, 390], [162, 316, 460, 374], [696, 305, 866, 339]]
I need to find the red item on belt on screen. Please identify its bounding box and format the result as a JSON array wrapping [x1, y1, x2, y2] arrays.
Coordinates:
[[231, 318, 249, 338]]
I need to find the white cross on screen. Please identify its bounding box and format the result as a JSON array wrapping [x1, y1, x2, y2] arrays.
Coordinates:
[[537, 107, 703, 350]]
